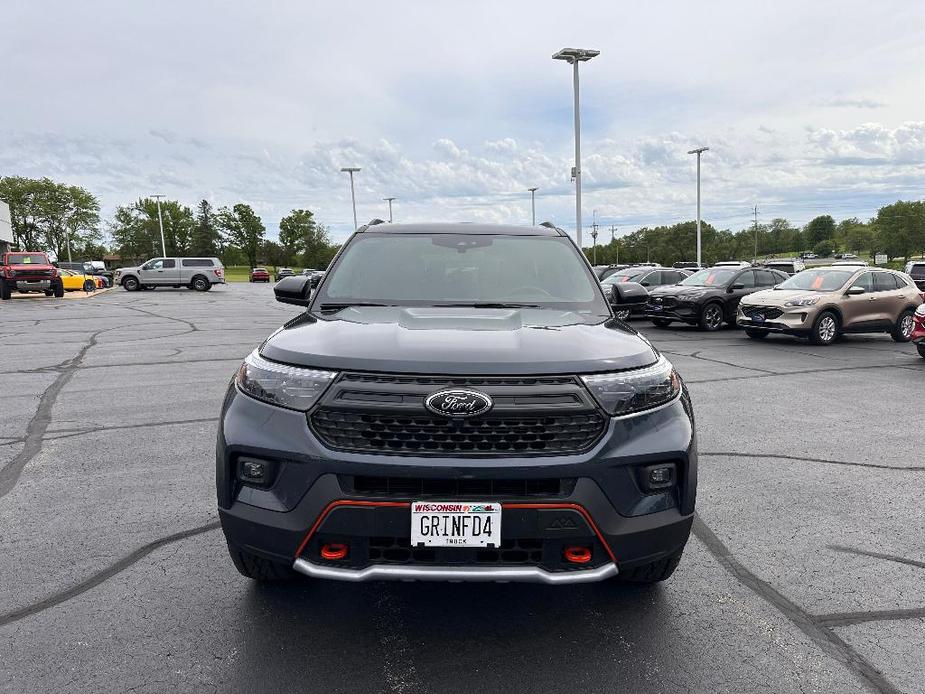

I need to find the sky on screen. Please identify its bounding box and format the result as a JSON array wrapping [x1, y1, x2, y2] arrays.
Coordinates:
[[1, 0, 923, 245]]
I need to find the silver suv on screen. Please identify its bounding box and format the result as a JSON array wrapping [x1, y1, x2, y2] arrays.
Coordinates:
[[115, 257, 225, 292]]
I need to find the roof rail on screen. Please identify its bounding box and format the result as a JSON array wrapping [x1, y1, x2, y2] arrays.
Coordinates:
[[356, 218, 388, 233]]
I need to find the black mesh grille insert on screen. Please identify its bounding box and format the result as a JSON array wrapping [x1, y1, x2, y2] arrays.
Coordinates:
[[741, 305, 783, 319], [348, 476, 570, 498], [311, 410, 606, 456]]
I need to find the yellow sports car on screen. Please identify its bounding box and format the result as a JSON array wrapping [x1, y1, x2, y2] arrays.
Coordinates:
[[59, 269, 98, 292]]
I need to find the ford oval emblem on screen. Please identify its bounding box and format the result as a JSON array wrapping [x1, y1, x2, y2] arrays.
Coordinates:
[[424, 389, 493, 418]]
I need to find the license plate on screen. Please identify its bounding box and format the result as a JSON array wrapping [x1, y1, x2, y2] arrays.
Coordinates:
[[410, 501, 502, 547]]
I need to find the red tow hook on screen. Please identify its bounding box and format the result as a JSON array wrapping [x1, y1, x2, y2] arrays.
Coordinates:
[[564, 546, 593, 564], [320, 543, 349, 561]]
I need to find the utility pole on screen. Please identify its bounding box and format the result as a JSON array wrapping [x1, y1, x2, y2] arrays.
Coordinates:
[[610, 225, 618, 263], [753, 205, 759, 263], [152, 194, 167, 257], [591, 210, 599, 265], [383, 197, 396, 223]]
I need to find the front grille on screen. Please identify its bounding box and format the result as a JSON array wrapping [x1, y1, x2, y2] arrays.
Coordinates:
[[309, 371, 606, 457], [346, 475, 572, 498], [650, 297, 678, 308], [311, 410, 605, 455], [742, 305, 783, 319]]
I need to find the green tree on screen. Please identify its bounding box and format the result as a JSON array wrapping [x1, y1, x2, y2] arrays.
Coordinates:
[[109, 197, 193, 260], [813, 239, 835, 257], [190, 200, 221, 256], [873, 201, 925, 261], [278, 209, 314, 265], [0, 176, 100, 258], [218, 203, 265, 268], [767, 218, 802, 255], [803, 215, 836, 248], [835, 217, 871, 255]]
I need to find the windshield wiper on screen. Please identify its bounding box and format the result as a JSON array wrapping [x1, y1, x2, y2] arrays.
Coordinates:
[[317, 302, 392, 311], [436, 302, 543, 309]]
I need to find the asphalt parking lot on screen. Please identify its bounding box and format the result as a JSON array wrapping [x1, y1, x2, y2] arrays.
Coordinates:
[[1, 283, 923, 694]]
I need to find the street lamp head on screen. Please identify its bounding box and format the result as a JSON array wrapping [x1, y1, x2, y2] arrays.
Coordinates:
[[340, 167, 361, 173], [527, 187, 538, 193], [687, 147, 709, 155], [552, 47, 600, 63]]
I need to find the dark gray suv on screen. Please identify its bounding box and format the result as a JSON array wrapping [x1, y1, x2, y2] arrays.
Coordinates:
[[217, 222, 696, 586]]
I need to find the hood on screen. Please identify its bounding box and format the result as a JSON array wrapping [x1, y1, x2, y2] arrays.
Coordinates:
[[259, 306, 658, 375], [741, 289, 827, 306]]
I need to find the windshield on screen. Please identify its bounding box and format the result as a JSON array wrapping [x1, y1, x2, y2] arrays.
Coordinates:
[[8, 253, 47, 264], [679, 268, 737, 287], [776, 269, 854, 292], [315, 232, 609, 314]]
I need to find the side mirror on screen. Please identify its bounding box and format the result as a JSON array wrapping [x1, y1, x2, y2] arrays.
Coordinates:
[[640, 281, 650, 287], [846, 285, 865, 296], [609, 281, 648, 306], [729, 283, 745, 291], [274, 275, 312, 306]]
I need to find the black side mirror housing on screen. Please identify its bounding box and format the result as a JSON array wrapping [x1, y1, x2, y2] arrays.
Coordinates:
[[729, 283, 745, 292], [609, 281, 648, 306], [274, 275, 312, 306]]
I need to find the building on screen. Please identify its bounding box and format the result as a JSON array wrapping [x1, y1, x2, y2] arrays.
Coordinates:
[[0, 200, 13, 255]]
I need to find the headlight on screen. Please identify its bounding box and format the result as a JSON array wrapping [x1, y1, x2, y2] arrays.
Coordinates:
[[581, 355, 681, 417], [236, 350, 337, 411], [784, 297, 820, 307], [915, 304, 925, 316]]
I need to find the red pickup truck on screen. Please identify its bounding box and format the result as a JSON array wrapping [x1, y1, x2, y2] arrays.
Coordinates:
[[0, 251, 65, 300]]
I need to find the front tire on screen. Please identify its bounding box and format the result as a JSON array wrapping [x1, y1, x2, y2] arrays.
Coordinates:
[[226, 542, 297, 581], [699, 302, 725, 331], [917, 344, 925, 359], [52, 280, 64, 298], [83, 279, 96, 292], [123, 276, 139, 291], [891, 310, 914, 343], [616, 546, 685, 584], [809, 310, 839, 345]]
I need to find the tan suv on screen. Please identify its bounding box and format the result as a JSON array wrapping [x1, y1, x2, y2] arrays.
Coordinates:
[[737, 266, 922, 345]]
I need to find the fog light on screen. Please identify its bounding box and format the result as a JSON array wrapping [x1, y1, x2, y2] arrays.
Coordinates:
[[237, 456, 274, 486], [638, 463, 676, 492]]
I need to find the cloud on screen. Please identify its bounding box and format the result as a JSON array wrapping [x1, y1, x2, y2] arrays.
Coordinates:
[[818, 97, 887, 109]]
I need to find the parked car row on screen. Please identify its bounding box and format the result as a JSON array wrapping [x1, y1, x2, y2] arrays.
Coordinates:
[[639, 263, 923, 351]]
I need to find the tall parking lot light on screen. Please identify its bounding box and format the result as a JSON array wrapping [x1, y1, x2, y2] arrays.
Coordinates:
[[552, 47, 599, 249], [383, 197, 396, 223], [527, 187, 538, 226], [340, 168, 361, 230], [687, 147, 708, 267], [151, 194, 167, 257]]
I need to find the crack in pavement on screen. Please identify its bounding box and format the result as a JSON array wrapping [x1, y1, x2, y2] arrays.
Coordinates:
[[700, 451, 925, 472], [0, 521, 221, 628], [686, 360, 925, 385], [692, 514, 900, 694], [814, 607, 925, 628], [827, 545, 925, 570], [661, 349, 777, 374], [43, 417, 219, 442], [0, 329, 103, 500]]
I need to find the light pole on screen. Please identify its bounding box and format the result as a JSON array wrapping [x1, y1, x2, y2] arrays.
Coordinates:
[[553, 47, 599, 250], [527, 187, 538, 225], [340, 167, 361, 230], [383, 197, 396, 223], [753, 205, 759, 263], [687, 147, 708, 266], [151, 194, 167, 257], [591, 210, 599, 265]]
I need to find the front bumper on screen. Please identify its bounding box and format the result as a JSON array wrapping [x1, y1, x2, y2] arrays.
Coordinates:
[[736, 305, 813, 334], [217, 384, 697, 584], [644, 301, 700, 323]]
